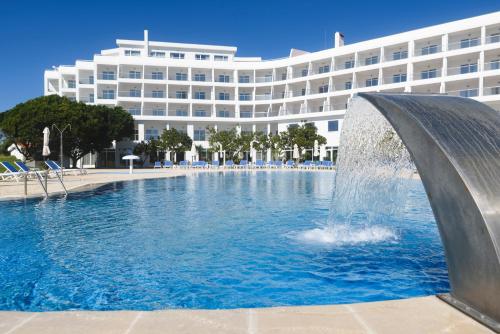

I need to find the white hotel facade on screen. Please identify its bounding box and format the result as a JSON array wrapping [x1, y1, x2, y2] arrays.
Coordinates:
[[45, 12, 500, 166]]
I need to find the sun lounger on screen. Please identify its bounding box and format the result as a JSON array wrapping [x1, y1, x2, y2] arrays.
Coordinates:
[[178, 160, 189, 168], [153, 161, 162, 168], [254, 160, 265, 168], [0, 161, 22, 182], [237, 159, 248, 168], [274, 160, 283, 168], [225, 160, 235, 168], [45, 160, 87, 175], [163, 161, 173, 168], [210, 160, 220, 168]]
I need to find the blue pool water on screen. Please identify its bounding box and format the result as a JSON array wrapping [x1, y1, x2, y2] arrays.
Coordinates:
[[0, 171, 449, 311]]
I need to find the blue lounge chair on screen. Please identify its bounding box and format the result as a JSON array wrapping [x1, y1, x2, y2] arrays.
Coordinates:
[[153, 161, 162, 168], [267, 160, 275, 168], [45, 160, 86, 175], [285, 160, 294, 168], [238, 159, 248, 168], [254, 160, 265, 168], [211, 160, 220, 168], [192, 161, 207, 168], [225, 160, 234, 168], [163, 161, 173, 168], [274, 160, 283, 168], [179, 160, 189, 168], [1, 161, 22, 182], [14, 161, 38, 179]]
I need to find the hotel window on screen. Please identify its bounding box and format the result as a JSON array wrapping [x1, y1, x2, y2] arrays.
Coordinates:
[[175, 72, 188, 81], [364, 55, 379, 66], [239, 75, 250, 83], [392, 50, 408, 60], [281, 72, 287, 80], [102, 71, 115, 80], [217, 110, 230, 117], [301, 69, 308, 77], [239, 93, 251, 101], [194, 73, 206, 82], [194, 109, 207, 117], [218, 92, 230, 100], [365, 77, 378, 87], [421, 44, 438, 55], [301, 88, 307, 96], [175, 91, 187, 99], [193, 129, 206, 141], [240, 110, 252, 118], [318, 65, 330, 74], [421, 69, 437, 79], [392, 73, 407, 83], [125, 50, 140, 56], [152, 109, 165, 116], [460, 63, 478, 74], [170, 52, 185, 59], [194, 91, 206, 100], [345, 81, 352, 90], [128, 71, 141, 79], [129, 89, 141, 97], [460, 38, 479, 49], [145, 129, 159, 140], [151, 72, 164, 80], [150, 51, 166, 58], [152, 90, 164, 98], [214, 55, 228, 61], [176, 109, 188, 116], [319, 106, 324, 112], [195, 54, 210, 60], [490, 87, 500, 95], [67, 80, 76, 88], [490, 33, 500, 44], [102, 89, 115, 99], [318, 85, 329, 94], [134, 129, 139, 141], [88, 76, 94, 84], [128, 108, 140, 116], [328, 120, 339, 132], [218, 74, 230, 83], [89, 93, 94, 103]]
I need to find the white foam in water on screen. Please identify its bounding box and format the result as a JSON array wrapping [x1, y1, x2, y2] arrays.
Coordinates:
[[295, 225, 398, 246], [295, 97, 416, 247]]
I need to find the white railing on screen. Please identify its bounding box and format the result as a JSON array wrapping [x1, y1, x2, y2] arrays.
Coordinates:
[[118, 90, 142, 98], [484, 61, 500, 71], [447, 88, 479, 98], [255, 76, 273, 83], [255, 94, 272, 100], [79, 77, 94, 84], [414, 45, 442, 56], [447, 64, 478, 76], [448, 38, 480, 50], [486, 34, 500, 44], [483, 86, 500, 96]]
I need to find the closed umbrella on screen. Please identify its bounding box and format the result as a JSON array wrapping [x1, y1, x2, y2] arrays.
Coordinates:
[[122, 155, 140, 174], [293, 144, 300, 160], [42, 127, 51, 158], [313, 140, 320, 158], [190, 142, 197, 162]]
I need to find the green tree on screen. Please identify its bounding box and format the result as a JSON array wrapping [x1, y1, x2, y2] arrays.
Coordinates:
[[159, 128, 192, 161], [252, 131, 271, 153], [207, 127, 239, 159], [0, 95, 134, 167], [133, 139, 160, 166], [287, 123, 326, 159], [236, 132, 255, 160]]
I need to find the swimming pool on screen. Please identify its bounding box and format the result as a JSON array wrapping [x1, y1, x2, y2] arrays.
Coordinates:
[[0, 171, 449, 311]]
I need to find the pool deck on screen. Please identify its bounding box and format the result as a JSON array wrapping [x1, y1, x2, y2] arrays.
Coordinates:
[[0, 296, 493, 334], [0, 168, 331, 200]]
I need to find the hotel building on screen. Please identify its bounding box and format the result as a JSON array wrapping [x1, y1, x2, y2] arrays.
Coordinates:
[[44, 12, 500, 166]]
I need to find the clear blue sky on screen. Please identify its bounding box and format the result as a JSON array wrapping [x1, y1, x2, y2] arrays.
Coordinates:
[[0, 0, 499, 111]]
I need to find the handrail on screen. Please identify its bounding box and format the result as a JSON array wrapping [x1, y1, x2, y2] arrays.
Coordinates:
[[34, 171, 48, 197]]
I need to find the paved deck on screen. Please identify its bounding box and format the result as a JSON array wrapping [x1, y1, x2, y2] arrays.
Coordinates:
[[0, 297, 492, 334]]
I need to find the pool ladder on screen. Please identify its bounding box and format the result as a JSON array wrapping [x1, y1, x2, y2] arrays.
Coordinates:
[[31, 170, 68, 197]]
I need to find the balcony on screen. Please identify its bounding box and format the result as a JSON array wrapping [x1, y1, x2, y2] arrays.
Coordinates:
[[98, 91, 115, 99], [483, 85, 500, 96], [255, 76, 272, 83], [239, 94, 252, 101], [216, 93, 232, 101], [120, 72, 142, 79], [79, 77, 94, 85], [255, 94, 272, 100], [144, 91, 165, 98], [144, 108, 166, 116], [447, 88, 479, 98], [215, 76, 232, 83], [118, 90, 142, 98], [80, 95, 95, 103], [484, 60, 500, 71], [144, 73, 165, 80], [97, 73, 116, 80], [382, 74, 407, 85], [447, 63, 478, 76], [417, 69, 441, 80], [486, 34, 500, 44], [414, 45, 441, 57], [448, 38, 480, 51]]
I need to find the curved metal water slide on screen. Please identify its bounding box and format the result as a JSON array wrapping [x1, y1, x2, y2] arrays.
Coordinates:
[[351, 93, 500, 331]]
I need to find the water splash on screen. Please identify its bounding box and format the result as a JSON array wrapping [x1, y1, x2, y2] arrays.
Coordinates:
[[297, 97, 417, 246]]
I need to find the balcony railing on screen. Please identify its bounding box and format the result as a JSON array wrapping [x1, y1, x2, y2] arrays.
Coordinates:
[[255, 94, 272, 100], [484, 60, 500, 71], [144, 74, 165, 80], [447, 64, 478, 76], [447, 88, 479, 98], [144, 91, 165, 98], [448, 38, 480, 51], [381, 74, 407, 85], [79, 77, 94, 85], [483, 86, 500, 96], [486, 34, 500, 44], [118, 90, 142, 98], [119, 73, 142, 79], [79, 96, 95, 103], [416, 70, 442, 80], [143, 109, 166, 116], [97, 73, 116, 80], [414, 45, 442, 56], [255, 76, 273, 83]]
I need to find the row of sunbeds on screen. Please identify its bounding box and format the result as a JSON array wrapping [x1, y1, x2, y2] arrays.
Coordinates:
[[152, 159, 335, 169], [0, 160, 87, 182]]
